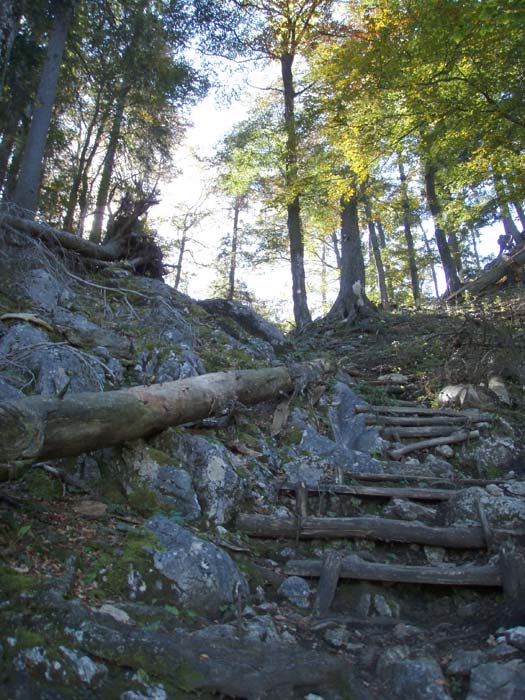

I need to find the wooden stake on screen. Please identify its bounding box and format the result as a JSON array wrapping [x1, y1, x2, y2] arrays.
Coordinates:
[[313, 551, 342, 617]]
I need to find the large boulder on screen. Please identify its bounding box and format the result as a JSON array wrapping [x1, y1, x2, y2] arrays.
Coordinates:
[[0, 323, 106, 394], [466, 660, 525, 700], [439, 486, 525, 529], [146, 514, 248, 615], [377, 648, 452, 700], [153, 430, 244, 525]]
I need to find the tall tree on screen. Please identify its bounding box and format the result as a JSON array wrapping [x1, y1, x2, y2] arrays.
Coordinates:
[[12, 0, 75, 215]]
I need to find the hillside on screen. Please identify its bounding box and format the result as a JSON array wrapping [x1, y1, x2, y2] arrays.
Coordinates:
[[0, 224, 525, 700]]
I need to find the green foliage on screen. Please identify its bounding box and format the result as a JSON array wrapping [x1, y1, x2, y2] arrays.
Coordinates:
[[0, 566, 39, 594]]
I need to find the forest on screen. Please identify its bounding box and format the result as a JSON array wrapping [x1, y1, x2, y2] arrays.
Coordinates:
[[1, 2, 525, 700], [1, 0, 524, 325]]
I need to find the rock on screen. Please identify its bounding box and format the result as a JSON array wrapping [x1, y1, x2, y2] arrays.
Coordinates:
[[485, 484, 504, 497], [53, 309, 131, 358], [488, 375, 512, 405], [437, 384, 497, 409], [154, 466, 201, 520], [0, 323, 106, 394], [378, 373, 409, 384], [153, 431, 244, 525], [440, 487, 525, 528], [58, 646, 108, 686], [328, 383, 384, 454], [446, 650, 485, 676], [460, 436, 518, 473], [505, 626, 525, 651], [505, 481, 525, 497], [278, 576, 311, 609], [466, 660, 525, 699], [197, 298, 286, 347], [435, 445, 455, 459], [384, 498, 437, 523], [423, 546, 446, 564], [146, 514, 248, 615], [97, 604, 132, 625], [0, 376, 24, 399], [378, 651, 452, 700], [22, 268, 72, 311], [324, 626, 350, 648], [373, 594, 400, 618]]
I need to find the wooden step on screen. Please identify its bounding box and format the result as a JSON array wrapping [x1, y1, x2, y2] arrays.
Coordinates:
[[237, 513, 489, 549], [285, 554, 502, 588], [279, 482, 455, 502]]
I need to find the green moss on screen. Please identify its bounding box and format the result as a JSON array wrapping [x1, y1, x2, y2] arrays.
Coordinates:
[[24, 470, 61, 500], [282, 426, 303, 446], [127, 487, 160, 517], [100, 530, 159, 598], [144, 448, 173, 466], [13, 627, 45, 649], [0, 566, 39, 594]]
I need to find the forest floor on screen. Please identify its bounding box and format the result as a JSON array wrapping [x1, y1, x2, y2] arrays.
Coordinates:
[[1, 244, 525, 699]]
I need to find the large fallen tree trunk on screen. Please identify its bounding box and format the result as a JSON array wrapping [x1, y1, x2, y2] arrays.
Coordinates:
[[0, 212, 119, 260], [0, 367, 295, 464], [237, 513, 488, 548], [285, 554, 502, 588], [445, 244, 525, 301]]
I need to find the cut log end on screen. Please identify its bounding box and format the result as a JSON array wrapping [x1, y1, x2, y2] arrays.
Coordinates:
[[0, 403, 45, 461]]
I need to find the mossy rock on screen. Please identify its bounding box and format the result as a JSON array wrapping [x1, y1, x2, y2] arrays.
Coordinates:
[[127, 487, 160, 518], [24, 470, 62, 500]]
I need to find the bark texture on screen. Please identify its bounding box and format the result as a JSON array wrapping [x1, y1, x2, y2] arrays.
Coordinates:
[[0, 367, 295, 463]]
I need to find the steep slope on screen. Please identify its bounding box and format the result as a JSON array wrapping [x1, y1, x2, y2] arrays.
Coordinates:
[[0, 222, 524, 700]]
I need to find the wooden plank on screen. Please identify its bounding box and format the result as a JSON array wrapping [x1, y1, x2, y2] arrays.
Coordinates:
[[286, 555, 502, 588], [313, 551, 342, 617], [279, 482, 455, 502], [237, 513, 487, 549]]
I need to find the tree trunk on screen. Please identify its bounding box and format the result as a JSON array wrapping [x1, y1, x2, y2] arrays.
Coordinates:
[[90, 94, 126, 242], [327, 193, 369, 321], [398, 161, 420, 303], [423, 162, 461, 294], [364, 194, 389, 308], [0, 0, 22, 98], [494, 172, 522, 245], [63, 92, 106, 232], [280, 52, 311, 329], [0, 367, 295, 463], [0, 108, 20, 190], [13, 1, 74, 215], [173, 229, 187, 291], [512, 201, 525, 232], [419, 223, 440, 297], [228, 198, 240, 300]]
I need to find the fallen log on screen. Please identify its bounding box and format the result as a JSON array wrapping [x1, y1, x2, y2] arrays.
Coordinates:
[[0, 366, 295, 463], [236, 513, 488, 548], [381, 425, 463, 439], [444, 244, 525, 301], [279, 482, 455, 502], [0, 212, 118, 260], [286, 554, 502, 588], [389, 430, 480, 460]]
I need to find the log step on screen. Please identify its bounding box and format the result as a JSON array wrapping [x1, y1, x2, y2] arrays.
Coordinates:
[[285, 554, 502, 588], [279, 482, 455, 502], [236, 513, 488, 549]]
